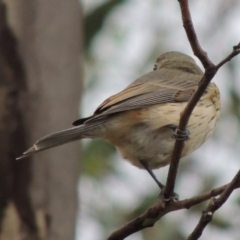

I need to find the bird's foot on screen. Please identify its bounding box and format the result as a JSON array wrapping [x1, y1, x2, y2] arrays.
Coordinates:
[[158, 187, 179, 202], [172, 128, 190, 141]]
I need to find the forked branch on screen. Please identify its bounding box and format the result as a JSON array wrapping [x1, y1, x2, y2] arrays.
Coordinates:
[[108, 0, 240, 239]]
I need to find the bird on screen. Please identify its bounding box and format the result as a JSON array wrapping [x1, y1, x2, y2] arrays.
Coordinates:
[[17, 52, 220, 198]]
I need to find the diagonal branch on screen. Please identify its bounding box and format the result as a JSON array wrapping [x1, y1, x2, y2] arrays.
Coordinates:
[[107, 182, 240, 240], [163, 0, 240, 200], [187, 170, 240, 240], [177, 0, 213, 68], [216, 42, 240, 69]]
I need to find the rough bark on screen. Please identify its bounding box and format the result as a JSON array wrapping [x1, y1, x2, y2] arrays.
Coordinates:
[[1, 0, 82, 239], [0, 2, 39, 239]]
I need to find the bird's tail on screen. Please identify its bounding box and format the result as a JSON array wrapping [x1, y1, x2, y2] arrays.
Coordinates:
[[17, 124, 99, 160]]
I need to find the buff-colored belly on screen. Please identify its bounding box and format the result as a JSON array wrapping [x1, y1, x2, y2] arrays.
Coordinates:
[[103, 90, 220, 169]]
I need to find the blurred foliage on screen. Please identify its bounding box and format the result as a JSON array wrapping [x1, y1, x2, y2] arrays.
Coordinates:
[[142, 221, 186, 240], [82, 139, 115, 178], [84, 0, 126, 51], [211, 216, 232, 230], [228, 61, 240, 123]]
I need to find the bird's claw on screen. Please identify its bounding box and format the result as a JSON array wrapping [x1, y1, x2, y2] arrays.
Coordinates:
[[172, 128, 190, 141], [158, 187, 179, 202]]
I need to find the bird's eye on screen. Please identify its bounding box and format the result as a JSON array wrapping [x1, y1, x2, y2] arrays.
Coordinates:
[[153, 64, 157, 71]]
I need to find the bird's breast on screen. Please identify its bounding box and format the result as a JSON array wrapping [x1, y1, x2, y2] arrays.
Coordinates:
[[102, 83, 220, 169]]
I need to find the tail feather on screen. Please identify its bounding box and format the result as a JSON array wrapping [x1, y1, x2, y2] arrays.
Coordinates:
[[17, 125, 92, 160]]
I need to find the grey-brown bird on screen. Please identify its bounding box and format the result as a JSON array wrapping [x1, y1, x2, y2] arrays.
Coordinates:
[[18, 52, 220, 195]]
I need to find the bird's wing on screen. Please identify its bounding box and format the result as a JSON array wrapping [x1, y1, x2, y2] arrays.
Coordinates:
[[95, 82, 160, 113], [73, 71, 201, 126], [95, 69, 201, 113], [92, 88, 196, 117]]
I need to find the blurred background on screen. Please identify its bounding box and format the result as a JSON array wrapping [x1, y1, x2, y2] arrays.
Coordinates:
[[0, 0, 240, 240]]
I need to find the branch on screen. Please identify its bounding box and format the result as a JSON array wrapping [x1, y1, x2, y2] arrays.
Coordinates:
[[216, 42, 240, 69], [177, 0, 213, 68], [163, 0, 240, 200], [107, 182, 239, 240], [108, 1, 240, 239], [187, 170, 240, 240]]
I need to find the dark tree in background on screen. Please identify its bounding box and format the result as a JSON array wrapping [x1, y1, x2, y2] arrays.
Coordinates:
[[0, 2, 38, 238], [0, 0, 82, 239]]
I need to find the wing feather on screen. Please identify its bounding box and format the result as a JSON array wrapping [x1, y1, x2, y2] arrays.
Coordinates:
[[73, 69, 201, 126]]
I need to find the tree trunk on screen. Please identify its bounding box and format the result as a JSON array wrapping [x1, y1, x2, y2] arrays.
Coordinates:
[[0, 0, 82, 239]]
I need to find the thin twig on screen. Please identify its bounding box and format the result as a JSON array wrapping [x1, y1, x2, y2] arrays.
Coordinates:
[[187, 170, 240, 240], [163, 0, 216, 200], [107, 182, 238, 240], [163, 0, 240, 200], [216, 42, 240, 69], [163, 68, 216, 199], [177, 0, 213, 68]]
